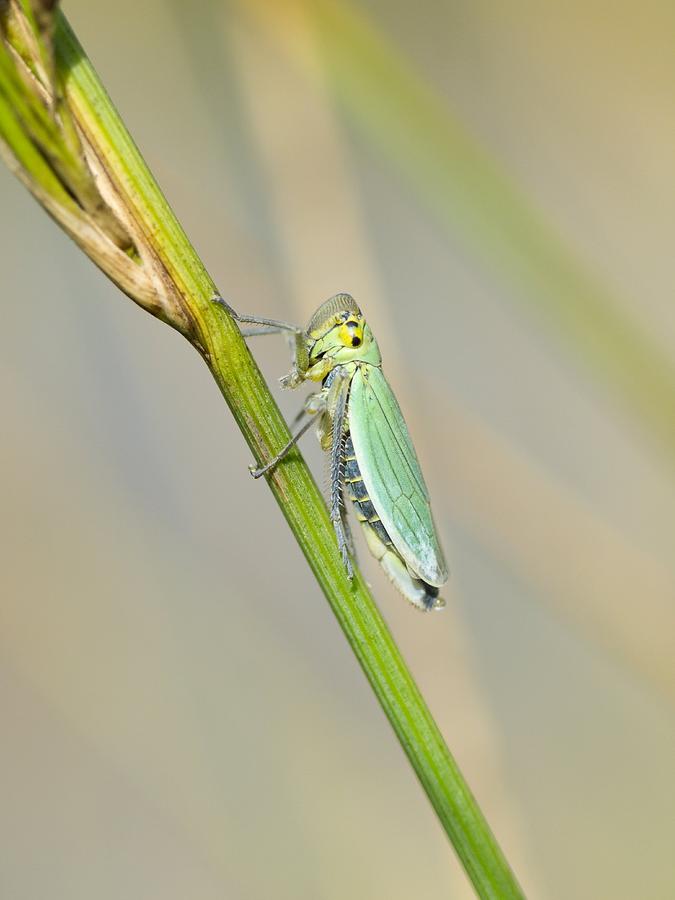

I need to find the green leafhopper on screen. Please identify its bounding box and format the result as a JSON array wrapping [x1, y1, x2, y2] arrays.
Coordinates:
[[215, 293, 448, 611]]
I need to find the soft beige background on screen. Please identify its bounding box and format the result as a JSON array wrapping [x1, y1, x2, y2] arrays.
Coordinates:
[[2, 2, 675, 898]]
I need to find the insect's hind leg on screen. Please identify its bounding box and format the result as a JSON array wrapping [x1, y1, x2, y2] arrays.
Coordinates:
[[340, 486, 357, 560], [331, 476, 354, 579], [326, 372, 354, 579]]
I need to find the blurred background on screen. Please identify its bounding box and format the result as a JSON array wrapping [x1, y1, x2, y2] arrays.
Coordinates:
[[2, 1, 675, 897]]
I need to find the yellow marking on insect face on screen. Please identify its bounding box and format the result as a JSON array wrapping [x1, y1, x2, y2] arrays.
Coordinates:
[[338, 316, 364, 349], [307, 309, 381, 370]]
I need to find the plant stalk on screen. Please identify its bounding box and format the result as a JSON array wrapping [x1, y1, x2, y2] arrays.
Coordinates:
[[0, 7, 525, 897]]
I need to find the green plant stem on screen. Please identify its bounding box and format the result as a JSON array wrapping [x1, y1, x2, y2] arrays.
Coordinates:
[[40, 12, 525, 898]]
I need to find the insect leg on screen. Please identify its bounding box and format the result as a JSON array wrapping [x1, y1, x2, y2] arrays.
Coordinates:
[[327, 373, 354, 578], [249, 415, 315, 479], [238, 326, 287, 337], [212, 295, 308, 384], [212, 294, 300, 334], [249, 392, 327, 479], [340, 485, 357, 559], [288, 404, 311, 430]]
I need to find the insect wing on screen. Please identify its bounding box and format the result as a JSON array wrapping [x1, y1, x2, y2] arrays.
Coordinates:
[[348, 366, 447, 586]]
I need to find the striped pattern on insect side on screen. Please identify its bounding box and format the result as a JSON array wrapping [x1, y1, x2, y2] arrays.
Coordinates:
[[342, 432, 443, 612]]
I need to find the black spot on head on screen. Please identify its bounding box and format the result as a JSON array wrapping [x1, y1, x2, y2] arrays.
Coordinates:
[[351, 336, 361, 347]]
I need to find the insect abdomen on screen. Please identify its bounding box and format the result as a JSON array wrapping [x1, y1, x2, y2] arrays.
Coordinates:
[[344, 436, 393, 545], [343, 435, 442, 611]]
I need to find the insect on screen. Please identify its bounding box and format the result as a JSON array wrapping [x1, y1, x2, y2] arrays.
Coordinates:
[[214, 293, 448, 611]]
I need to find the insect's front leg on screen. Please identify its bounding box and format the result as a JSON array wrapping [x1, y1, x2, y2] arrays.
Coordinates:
[[211, 294, 309, 385], [279, 331, 310, 389]]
